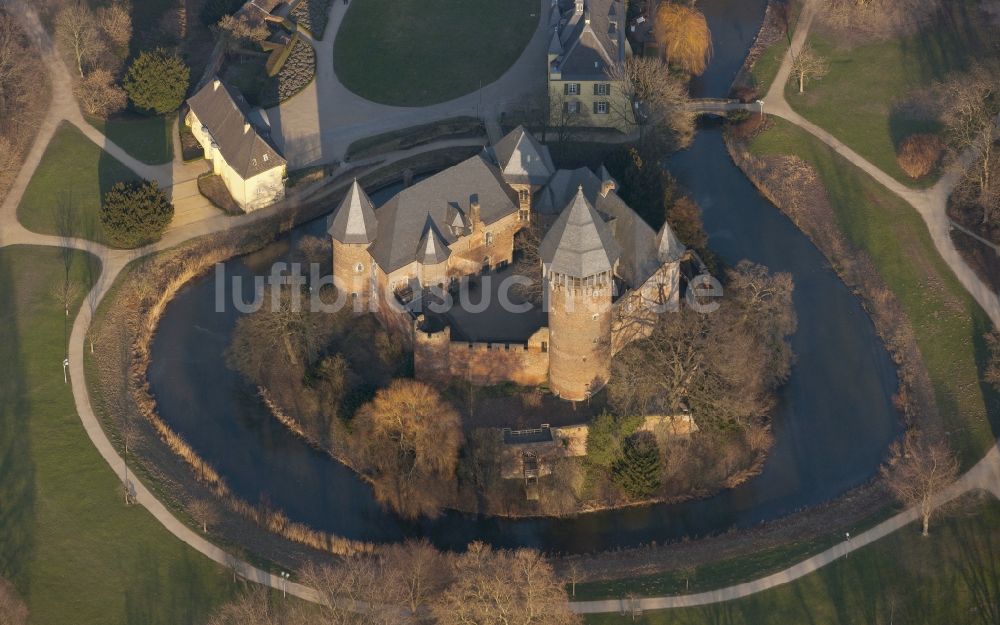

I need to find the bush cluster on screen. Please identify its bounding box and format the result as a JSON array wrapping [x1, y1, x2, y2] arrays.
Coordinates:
[[290, 0, 333, 38], [124, 49, 190, 115], [896, 134, 944, 179], [100, 180, 174, 247]]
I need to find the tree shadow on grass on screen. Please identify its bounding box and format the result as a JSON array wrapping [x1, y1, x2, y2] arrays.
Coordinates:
[[971, 311, 1000, 446], [0, 250, 36, 598], [897, 0, 993, 87]]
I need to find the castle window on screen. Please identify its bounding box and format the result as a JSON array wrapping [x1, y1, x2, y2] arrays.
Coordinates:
[[485, 231, 494, 246], [354, 263, 364, 273], [541, 341, 548, 352]]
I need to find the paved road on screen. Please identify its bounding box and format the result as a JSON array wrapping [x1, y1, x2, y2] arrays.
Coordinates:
[[1, 0, 998, 613]]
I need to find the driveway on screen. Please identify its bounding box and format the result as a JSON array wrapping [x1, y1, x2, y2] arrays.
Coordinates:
[[265, 0, 551, 166]]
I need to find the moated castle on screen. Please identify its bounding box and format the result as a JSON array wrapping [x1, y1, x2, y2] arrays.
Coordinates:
[[327, 127, 685, 401]]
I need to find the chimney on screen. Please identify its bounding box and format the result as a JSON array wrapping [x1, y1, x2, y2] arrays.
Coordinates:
[[469, 194, 481, 229]]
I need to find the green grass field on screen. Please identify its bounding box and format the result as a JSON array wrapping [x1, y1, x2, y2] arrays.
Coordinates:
[[583, 496, 1000, 624], [86, 114, 175, 165], [748, 119, 999, 464], [572, 509, 895, 600], [17, 122, 143, 246], [0, 246, 235, 625], [786, 0, 998, 187], [332, 0, 539, 106]]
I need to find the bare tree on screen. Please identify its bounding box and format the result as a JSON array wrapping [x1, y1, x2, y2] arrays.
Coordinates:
[[383, 539, 451, 617], [942, 67, 1000, 225], [188, 498, 220, 533], [790, 43, 829, 94], [55, 4, 105, 77], [512, 222, 544, 304], [607, 56, 694, 147], [206, 586, 285, 625], [50, 279, 84, 317], [881, 431, 960, 536], [74, 68, 127, 118], [227, 284, 326, 378], [298, 560, 382, 625], [97, 1, 132, 49], [0, 13, 45, 193], [565, 560, 583, 598], [609, 261, 795, 425], [216, 13, 270, 52], [0, 578, 28, 625], [548, 89, 587, 147], [431, 542, 580, 625]]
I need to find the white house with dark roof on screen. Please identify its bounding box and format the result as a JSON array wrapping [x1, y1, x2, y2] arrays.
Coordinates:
[[186, 77, 287, 211], [547, 0, 630, 129], [329, 127, 686, 400]]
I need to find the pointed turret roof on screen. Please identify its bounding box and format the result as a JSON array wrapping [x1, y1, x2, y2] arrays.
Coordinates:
[[491, 126, 556, 187], [327, 179, 378, 244], [656, 222, 685, 263], [416, 217, 451, 265], [539, 187, 621, 278], [548, 28, 564, 56]]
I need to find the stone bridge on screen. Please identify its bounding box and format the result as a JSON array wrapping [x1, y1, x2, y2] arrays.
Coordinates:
[[685, 98, 762, 116]]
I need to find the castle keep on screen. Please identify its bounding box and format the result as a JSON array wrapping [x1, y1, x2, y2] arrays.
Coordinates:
[[328, 127, 684, 400]]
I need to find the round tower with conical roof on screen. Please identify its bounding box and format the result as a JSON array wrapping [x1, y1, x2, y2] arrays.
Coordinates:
[[538, 187, 621, 400], [328, 179, 378, 311]]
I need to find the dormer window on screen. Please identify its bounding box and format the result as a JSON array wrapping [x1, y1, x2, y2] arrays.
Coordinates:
[[263, 153, 269, 162]]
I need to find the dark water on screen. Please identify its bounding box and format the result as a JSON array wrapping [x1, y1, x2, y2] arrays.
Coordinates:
[[146, 0, 902, 553]]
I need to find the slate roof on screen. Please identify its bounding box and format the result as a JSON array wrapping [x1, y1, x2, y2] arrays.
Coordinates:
[[416, 218, 452, 265], [187, 78, 285, 179], [489, 126, 556, 186], [539, 187, 622, 278], [536, 166, 685, 286], [368, 153, 518, 273], [553, 0, 628, 80], [327, 179, 378, 244]]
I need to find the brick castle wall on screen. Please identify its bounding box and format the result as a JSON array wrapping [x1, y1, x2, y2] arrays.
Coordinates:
[[547, 282, 613, 401], [414, 321, 550, 387]]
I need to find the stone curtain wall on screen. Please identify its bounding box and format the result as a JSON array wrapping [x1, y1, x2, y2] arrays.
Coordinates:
[[414, 325, 550, 386]]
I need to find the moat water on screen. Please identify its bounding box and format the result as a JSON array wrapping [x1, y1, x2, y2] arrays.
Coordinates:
[[147, 0, 903, 552]]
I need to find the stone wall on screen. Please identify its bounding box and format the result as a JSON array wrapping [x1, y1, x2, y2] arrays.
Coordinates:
[[414, 321, 550, 387], [611, 260, 681, 355]]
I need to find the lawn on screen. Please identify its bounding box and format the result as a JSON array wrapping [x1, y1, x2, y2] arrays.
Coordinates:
[[786, 0, 998, 187], [332, 0, 540, 106], [86, 113, 175, 165], [0, 246, 235, 625], [583, 496, 1000, 624], [17, 122, 142, 246], [748, 118, 999, 465]]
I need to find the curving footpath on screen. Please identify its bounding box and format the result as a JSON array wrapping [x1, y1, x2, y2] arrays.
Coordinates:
[[0, 0, 998, 614]]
